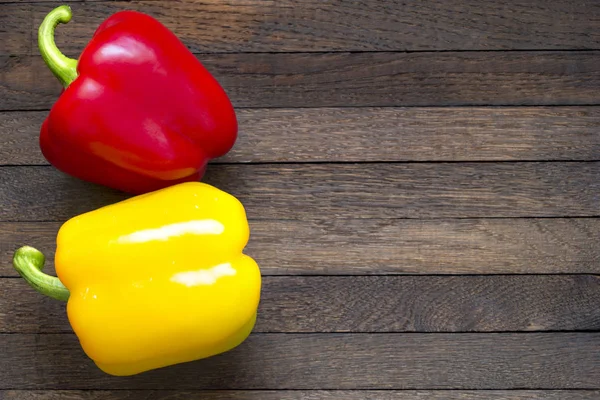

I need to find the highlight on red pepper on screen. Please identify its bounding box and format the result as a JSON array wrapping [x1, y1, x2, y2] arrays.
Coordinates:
[[12, 182, 261, 376], [38, 5, 238, 194]]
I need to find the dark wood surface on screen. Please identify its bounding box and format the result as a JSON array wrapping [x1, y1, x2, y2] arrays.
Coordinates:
[[2, 163, 599, 220], [3, 52, 600, 109], [2, 218, 599, 275], [2, 392, 600, 400], [2, 276, 600, 333], [0, 1, 598, 399], [2, 107, 600, 163], [1, 333, 599, 389], [3, 1, 600, 54]]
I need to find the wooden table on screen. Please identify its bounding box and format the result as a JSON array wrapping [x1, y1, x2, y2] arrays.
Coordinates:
[[1, 1, 599, 399]]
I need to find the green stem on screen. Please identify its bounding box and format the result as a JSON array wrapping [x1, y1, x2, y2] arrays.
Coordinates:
[[13, 246, 70, 302], [38, 5, 78, 88]]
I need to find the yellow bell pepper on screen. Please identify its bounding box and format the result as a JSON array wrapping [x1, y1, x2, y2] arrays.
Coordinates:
[[12, 182, 261, 376]]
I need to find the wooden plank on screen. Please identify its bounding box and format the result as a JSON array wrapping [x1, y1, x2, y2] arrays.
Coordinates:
[[0, 0, 135, 2], [2, 107, 600, 165], [2, 390, 600, 400], [2, 218, 598, 276], [0, 0, 130, 2], [5, 0, 597, 55], [2, 275, 599, 334], [1, 52, 599, 110], [0, 5, 31, 55], [0, 333, 597, 389], [0, 0, 152, 3], [0, 163, 598, 221]]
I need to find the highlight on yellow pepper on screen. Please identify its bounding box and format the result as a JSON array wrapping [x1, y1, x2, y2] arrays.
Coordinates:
[[12, 182, 262, 376]]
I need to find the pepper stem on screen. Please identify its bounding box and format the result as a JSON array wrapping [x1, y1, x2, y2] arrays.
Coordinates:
[[38, 5, 78, 88], [13, 246, 70, 302]]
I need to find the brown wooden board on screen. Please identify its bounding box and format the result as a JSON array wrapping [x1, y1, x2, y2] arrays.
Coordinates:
[[4, 1, 600, 55], [1, 219, 599, 276], [0, 5, 32, 55], [2, 275, 599, 333], [2, 107, 599, 165], [0, 333, 598, 389], [2, 390, 600, 400], [0, 0, 133, 2], [1, 52, 599, 110], [1, 163, 598, 221], [13, 0, 149, 1]]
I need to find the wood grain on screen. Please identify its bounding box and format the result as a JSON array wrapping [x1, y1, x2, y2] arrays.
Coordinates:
[[2, 390, 600, 400], [0, 5, 31, 55], [2, 52, 599, 110], [2, 275, 599, 333], [5, 0, 599, 55], [0, 0, 130, 2], [1, 163, 598, 221], [2, 107, 600, 165], [0, 333, 598, 389], [0, 0, 116, 2], [2, 218, 598, 276]]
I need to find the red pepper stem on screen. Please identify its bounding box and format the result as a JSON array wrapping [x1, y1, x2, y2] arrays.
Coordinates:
[[38, 5, 78, 88], [13, 246, 70, 302]]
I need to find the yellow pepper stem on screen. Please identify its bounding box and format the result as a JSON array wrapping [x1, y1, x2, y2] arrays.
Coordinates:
[[13, 246, 70, 302]]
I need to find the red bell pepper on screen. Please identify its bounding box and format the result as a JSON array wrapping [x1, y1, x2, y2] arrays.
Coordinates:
[[38, 5, 237, 194]]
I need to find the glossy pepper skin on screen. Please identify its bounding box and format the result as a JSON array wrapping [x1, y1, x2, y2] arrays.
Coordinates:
[[13, 182, 261, 376], [38, 6, 237, 194]]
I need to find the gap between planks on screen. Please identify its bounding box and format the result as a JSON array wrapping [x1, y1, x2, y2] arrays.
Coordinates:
[[1, 390, 600, 400]]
